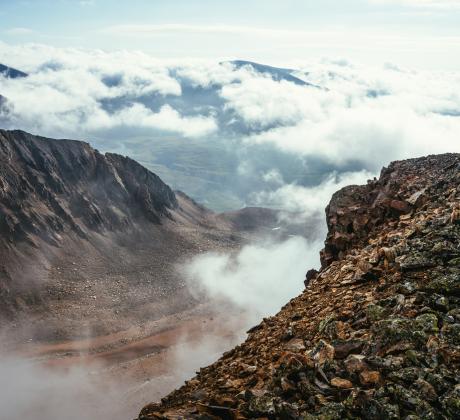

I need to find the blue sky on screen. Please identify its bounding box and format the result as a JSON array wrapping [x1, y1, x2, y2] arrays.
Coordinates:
[[1, 0, 460, 68]]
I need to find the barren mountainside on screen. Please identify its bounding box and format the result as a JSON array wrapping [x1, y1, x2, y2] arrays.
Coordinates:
[[139, 154, 460, 419], [0, 129, 272, 343]]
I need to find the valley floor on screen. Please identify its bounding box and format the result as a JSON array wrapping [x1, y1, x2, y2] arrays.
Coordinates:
[[3, 302, 252, 420]]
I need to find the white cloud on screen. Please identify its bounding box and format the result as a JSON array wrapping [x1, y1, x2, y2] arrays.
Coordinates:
[[184, 236, 318, 320], [253, 171, 374, 218], [237, 61, 460, 169], [110, 104, 217, 137], [262, 169, 284, 186], [245, 106, 460, 169], [0, 42, 459, 193], [0, 44, 222, 138], [221, 78, 321, 128]]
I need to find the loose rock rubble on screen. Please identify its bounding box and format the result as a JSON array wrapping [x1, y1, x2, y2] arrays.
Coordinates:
[[138, 154, 460, 419]]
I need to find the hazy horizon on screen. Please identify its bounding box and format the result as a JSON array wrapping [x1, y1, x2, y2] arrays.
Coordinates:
[[1, 0, 460, 70]]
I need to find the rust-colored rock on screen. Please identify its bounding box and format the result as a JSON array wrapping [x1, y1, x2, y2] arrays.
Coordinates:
[[331, 377, 353, 389], [359, 370, 381, 386], [283, 338, 306, 352], [309, 339, 335, 366]]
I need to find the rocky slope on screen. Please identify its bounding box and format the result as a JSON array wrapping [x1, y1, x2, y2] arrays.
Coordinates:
[[139, 154, 460, 419]]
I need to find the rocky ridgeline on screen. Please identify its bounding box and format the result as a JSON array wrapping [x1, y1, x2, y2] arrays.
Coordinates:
[[0, 129, 178, 245], [139, 154, 460, 419]]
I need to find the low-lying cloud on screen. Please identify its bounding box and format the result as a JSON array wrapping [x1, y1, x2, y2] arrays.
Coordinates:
[[0, 43, 459, 206], [102, 104, 217, 137], [0, 47, 220, 138], [0, 357, 129, 420], [184, 236, 320, 321], [253, 170, 374, 220]]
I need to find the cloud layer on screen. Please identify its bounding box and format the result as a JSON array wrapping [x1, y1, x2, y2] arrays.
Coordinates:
[[0, 42, 459, 213], [0, 357, 129, 420], [1, 44, 459, 149]]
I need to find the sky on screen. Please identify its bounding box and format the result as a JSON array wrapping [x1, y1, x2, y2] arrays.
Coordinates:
[[1, 0, 460, 69]]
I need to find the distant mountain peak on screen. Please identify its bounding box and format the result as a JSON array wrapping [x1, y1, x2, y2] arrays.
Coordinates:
[[226, 60, 312, 86], [0, 64, 28, 79]]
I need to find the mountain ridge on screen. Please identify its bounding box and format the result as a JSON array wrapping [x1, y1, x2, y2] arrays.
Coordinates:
[[227, 60, 312, 86], [0, 129, 178, 246]]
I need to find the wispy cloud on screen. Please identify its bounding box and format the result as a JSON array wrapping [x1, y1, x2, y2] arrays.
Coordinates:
[[98, 23, 460, 66], [100, 22, 460, 42], [184, 236, 319, 320], [99, 23, 323, 39], [5, 28, 35, 36]]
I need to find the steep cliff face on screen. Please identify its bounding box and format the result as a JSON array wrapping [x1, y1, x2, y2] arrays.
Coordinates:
[[0, 129, 178, 245], [139, 154, 460, 419], [0, 130, 188, 328]]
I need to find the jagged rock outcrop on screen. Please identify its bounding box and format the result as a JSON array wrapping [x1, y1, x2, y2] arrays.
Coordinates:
[[138, 154, 460, 419], [321, 156, 449, 268]]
